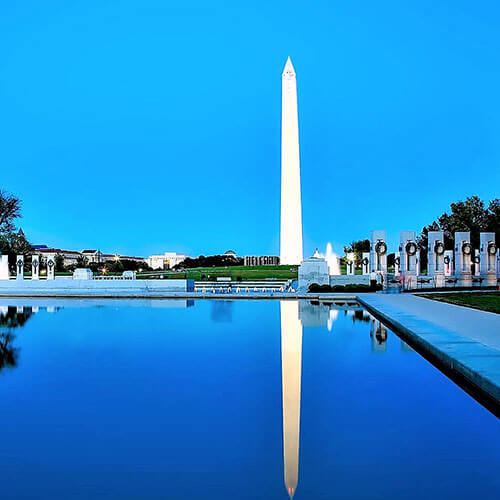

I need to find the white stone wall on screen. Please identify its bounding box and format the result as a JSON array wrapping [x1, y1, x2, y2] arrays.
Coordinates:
[[0, 278, 194, 295]]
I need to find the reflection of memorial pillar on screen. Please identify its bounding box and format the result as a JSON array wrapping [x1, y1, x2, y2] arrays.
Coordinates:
[[0, 255, 9, 280], [479, 232, 497, 285], [454, 232, 472, 286], [346, 252, 355, 275], [370, 319, 387, 353], [47, 257, 55, 280], [361, 252, 370, 275], [280, 300, 302, 499], [16, 255, 24, 280], [32, 255, 40, 280]]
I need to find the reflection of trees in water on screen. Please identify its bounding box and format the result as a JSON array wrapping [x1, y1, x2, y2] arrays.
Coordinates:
[[0, 306, 34, 373], [352, 309, 370, 323], [0, 332, 18, 370]]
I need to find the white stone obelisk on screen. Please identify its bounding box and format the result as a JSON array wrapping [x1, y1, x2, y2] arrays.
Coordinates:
[[280, 57, 303, 265]]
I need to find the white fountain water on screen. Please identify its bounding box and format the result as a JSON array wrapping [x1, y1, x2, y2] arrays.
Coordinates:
[[327, 309, 339, 332], [325, 242, 341, 276]]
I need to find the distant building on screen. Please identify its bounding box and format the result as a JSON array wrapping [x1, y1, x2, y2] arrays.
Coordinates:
[[81, 250, 145, 264], [146, 252, 188, 270], [36, 248, 81, 267], [244, 255, 280, 266], [224, 250, 238, 258]]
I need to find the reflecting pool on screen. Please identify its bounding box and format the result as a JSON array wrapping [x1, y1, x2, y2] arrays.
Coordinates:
[[0, 299, 499, 499]]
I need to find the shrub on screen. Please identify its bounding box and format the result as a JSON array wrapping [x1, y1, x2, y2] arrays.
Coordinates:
[[308, 283, 382, 293]]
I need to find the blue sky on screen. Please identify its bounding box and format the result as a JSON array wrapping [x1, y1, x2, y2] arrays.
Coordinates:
[[1, 1, 499, 257]]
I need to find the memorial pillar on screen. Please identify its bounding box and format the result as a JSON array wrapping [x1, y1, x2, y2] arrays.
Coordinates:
[[454, 232, 472, 286], [369, 230, 387, 275], [394, 255, 400, 276], [47, 256, 55, 280], [428, 231, 445, 286], [345, 252, 355, 275], [479, 232, 497, 285], [16, 255, 24, 280], [0, 255, 9, 280], [399, 231, 417, 288], [444, 250, 453, 277], [361, 252, 370, 275], [32, 255, 40, 280], [473, 249, 480, 277]]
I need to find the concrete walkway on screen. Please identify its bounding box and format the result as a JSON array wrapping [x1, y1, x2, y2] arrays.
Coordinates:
[[357, 293, 500, 405]]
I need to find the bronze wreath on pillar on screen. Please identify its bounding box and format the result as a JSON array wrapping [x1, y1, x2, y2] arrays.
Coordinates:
[[488, 242, 497, 256], [375, 241, 387, 256], [434, 241, 445, 255], [405, 242, 417, 256], [444, 255, 450, 265], [462, 242, 472, 256]]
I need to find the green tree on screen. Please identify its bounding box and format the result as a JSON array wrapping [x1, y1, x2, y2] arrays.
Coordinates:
[[76, 255, 88, 267], [55, 253, 65, 272], [0, 191, 31, 270], [343, 239, 370, 266], [0, 190, 22, 233], [419, 196, 498, 252]]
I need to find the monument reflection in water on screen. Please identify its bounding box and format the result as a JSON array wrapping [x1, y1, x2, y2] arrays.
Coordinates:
[[280, 300, 377, 498], [280, 301, 302, 498]]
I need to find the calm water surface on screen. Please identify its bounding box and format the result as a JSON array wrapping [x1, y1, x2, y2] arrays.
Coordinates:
[[0, 299, 499, 499]]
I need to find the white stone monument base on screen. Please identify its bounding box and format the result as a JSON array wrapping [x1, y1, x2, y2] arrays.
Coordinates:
[[298, 257, 329, 289], [433, 273, 445, 288]]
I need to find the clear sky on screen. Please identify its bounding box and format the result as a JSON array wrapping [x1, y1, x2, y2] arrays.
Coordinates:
[[1, 1, 499, 258]]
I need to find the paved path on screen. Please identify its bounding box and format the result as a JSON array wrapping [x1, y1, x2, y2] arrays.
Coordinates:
[[357, 293, 500, 405]]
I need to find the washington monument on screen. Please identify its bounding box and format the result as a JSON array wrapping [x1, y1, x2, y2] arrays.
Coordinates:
[[280, 57, 303, 265]]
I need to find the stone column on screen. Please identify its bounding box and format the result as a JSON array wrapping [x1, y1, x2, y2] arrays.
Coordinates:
[[369, 230, 387, 274], [345, 252, 355, 275], [399, 231, 417, 274], [428, 231, 445, 286], [394, 255, 400, 276], [416, 250, 421, 276], [444, 250, 453, 277], [479, 232, 497, 285], [0, 255, 9, 280], [16, 255, 24, 280], [47, 256, 55, 280], [473, 249, 481, 277], [32, 254, 40, 280], [454, 232, 472, 286], [361, 252, 370, 275]]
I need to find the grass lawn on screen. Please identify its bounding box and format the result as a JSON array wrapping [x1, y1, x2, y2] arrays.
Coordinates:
[[423, 292, 500, 314], [137, 265, 298, 281]]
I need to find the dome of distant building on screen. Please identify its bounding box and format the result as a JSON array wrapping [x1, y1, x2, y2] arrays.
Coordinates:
[[224, 250, 237, 257]]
